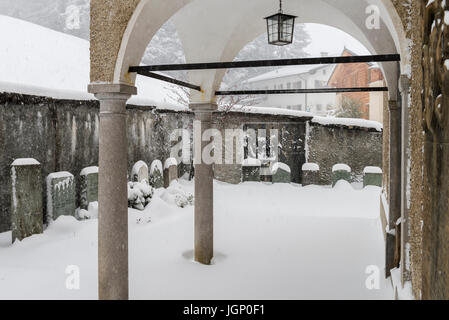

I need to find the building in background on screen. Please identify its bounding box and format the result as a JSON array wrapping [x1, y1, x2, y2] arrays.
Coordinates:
[[244, 53, 336, 116], [327, 48, 386, 121]]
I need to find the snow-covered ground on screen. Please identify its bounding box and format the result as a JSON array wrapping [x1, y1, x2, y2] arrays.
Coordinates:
[[0, 179, 393, 300]]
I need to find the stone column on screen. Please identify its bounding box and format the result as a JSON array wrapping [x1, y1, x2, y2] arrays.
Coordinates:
[[191, 103, 216, 265], [386, 99, 402, 277], [399, 75, 411, 284], [88, 84, 136, 300]]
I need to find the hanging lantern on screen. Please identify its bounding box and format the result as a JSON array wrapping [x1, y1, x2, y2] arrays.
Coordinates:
[[264, 0, 297, 46]]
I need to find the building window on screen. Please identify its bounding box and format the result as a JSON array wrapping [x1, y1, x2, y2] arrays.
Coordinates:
[[287, 82, 291, 89], [316, 104, 323, 111], [298, 104, 303, 110], [296, 81, 302, 89], [279, 84, 284, 89]]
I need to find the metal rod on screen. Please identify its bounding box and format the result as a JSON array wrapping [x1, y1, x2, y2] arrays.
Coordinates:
[[136, 70, 202, 91], [129, 54, 400, 73], [215, 87, 389, 95]]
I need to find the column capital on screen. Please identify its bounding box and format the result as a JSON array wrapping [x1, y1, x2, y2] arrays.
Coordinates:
[[388, 100, 401, 111], [399, 75, 410, 94], [88, 83, 137, 96], [190, 103, 218, 113]]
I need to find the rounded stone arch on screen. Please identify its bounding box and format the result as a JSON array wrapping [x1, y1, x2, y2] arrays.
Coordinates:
[[114, 0, 409, 102]]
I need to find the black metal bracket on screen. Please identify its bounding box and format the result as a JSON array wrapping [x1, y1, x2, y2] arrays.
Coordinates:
[[129, 54, 400, 93], [129, 54, 400, 73], [135, 70, 202, 91], [215, 87, 389, 96]]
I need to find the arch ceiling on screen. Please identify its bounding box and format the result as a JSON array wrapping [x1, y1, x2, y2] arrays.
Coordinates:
[[115, 0, 408, 103]]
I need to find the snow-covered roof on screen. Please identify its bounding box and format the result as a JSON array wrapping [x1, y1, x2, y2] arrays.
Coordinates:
[[11, 158, 40, 166], [0, 15, 188, 111], [245, 64, 332, 83], [312, 116, 383, 131]]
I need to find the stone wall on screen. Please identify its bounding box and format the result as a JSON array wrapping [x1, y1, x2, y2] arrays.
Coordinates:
[[0, 92, 383, 233], [307, 123, 383, 185], [0, 92, 193, 232]]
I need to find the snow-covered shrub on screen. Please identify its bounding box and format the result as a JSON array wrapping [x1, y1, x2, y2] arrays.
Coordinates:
[[128, 180, 154, 210], [160, 180, 193, 208]]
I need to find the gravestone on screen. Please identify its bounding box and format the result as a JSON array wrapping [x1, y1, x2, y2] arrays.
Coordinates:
[[363, 166, 383, 187], [80, 166, 99, 210], [242, 158, 261, 182], [10, 158, 43, 242], [46, 172, 76, 221], [150, 160, 164, 188], [164, 158, 178, 188], [132, 160, 149, 182], [271, 162, 291, 183], [332, 163, 351, 187], [260, 161, 273, 183], [302, 163, 320, 186]]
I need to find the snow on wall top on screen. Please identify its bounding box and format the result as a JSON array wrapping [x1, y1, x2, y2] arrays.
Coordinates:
[[80, 166, 99, 176], [230, 106, 313, 118], [11, 158, 40, 166], [332, 164, 351, 172], [312, 116, 383, 131], [0, 15, 186, 111], [302, 163, 320, 171]]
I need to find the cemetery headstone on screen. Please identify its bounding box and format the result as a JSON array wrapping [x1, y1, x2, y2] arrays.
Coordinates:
[[363, 166, 383, 187], [149, 160, 164, 188], [242, 158, 261, 182], [302, 163, 320, 186], [271, 162, 291, 183], [80, 166, 99, 210], [46, 171, 76, 221], [332, 163, 351, 186], [132, 160, 149, 182], [164, 158, 178, 188], [10, 158, 43, 242]]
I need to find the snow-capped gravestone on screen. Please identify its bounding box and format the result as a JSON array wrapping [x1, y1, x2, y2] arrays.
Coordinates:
[[332, 164, 351, 186], [363, 166, 383, 187], [302, 163, 320, 186], [242, 158, 261, 182], [131, 160, 149, 183], [80, 166, 98, 210], [10, 158, 43, 242], [46, 172, 76, 221], [271, 162, 291, 183], [164, 158, 178, 188], [149, 160, 164, 188]]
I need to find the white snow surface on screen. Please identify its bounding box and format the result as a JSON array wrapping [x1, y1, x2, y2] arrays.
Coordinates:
[[0, 15, 187, 111], [80, 166, 98, 176], [333, 163, 351, 172], [363, 166, 382, 174], [302, 163, 320, 171], [272, 162, 291, 174], [312, 116, 383, 131], [0, 179, 393, 299], [11, 158, 40, 166]]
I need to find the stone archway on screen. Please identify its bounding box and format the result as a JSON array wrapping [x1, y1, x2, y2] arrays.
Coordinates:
[[89, 0, 411, 300]]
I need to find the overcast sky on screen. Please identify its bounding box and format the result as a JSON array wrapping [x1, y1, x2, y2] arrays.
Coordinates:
[[303, 23, 371, 57]]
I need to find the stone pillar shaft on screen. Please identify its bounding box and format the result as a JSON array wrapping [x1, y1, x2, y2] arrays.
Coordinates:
[[386, 99, 402, 277], [191, 103, 216, 265], [399, 75, 411, 284], [89, 84, 136, 300]]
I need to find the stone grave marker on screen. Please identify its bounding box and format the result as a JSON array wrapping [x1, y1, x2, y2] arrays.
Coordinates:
[[332, 163, 351, 186], [46, 171, 76, 221], [11, 158, 43, 242], [164, 158, 178, 188], [363, 166, 383, 187], [302, 163, 320, 186], [80, 166, 98, 210], [271, 162, 291, 183], [150, 160, 164, 188]]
